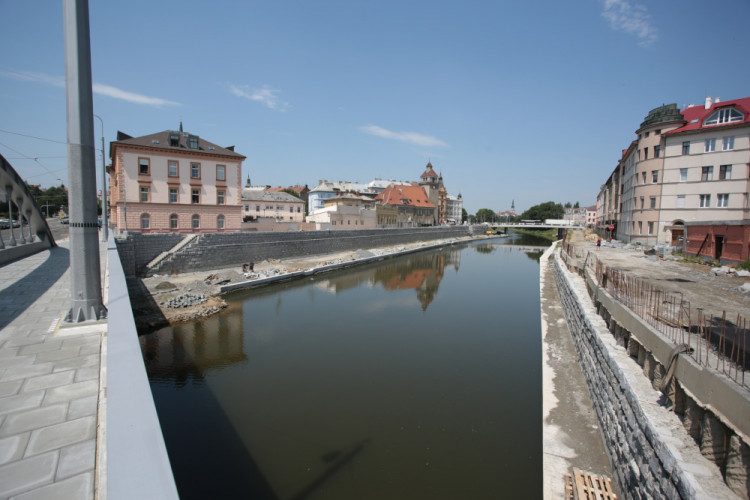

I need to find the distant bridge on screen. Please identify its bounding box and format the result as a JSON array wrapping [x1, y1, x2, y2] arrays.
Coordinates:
[[487, 222, 584, 230]]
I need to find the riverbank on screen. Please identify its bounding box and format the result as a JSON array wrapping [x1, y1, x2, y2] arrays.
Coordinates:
[[130, 234, 484, 331]]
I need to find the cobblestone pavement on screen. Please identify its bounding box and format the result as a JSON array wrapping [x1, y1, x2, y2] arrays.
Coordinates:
[[0, 239, 106, 499]]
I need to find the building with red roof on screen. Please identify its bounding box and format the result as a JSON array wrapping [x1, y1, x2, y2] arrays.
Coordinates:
[[599, 96, 749, 263], [375, 184, 436, 227]]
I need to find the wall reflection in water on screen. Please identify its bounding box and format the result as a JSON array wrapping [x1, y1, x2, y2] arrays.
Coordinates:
[[140, 309, 247, 386]]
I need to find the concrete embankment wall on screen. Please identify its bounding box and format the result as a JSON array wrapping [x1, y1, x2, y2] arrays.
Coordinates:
[[116, 226, 477, 276], [552, 250, 748, 499]]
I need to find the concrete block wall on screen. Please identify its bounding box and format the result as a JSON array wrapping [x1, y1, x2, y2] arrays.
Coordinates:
[[552, 253, 741, 499], [121, 226, 473, 276], [114, 233, 185, 276]]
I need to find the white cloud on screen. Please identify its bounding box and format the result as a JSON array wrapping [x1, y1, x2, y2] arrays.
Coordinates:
[[229, 84, 289, 111], [602, 0, 658, 48], [0, 70, 181, 107], [92, 83, 180, 107], [359, 125, 448, 147]]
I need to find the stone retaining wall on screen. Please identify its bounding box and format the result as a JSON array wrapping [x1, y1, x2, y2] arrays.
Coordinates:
[[552, 250, 744, 499], [116, 226, 477, 276]]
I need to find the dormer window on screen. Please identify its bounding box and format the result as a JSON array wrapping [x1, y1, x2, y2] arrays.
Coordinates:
[[188, 135, 199, 149], [704, 107, 743, 126], [168, 132, 180, 147]]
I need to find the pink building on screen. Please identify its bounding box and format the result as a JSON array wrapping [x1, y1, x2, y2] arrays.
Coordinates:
[[108, 127, 245, 233]]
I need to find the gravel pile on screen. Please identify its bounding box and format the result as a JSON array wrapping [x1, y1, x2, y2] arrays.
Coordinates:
[[161, 293, 208, 308]]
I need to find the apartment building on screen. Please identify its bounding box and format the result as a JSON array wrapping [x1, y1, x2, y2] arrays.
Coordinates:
[[600, 96, 749, 262], [305, 193, 376, 229], [108, 127, 245, 233], [241, 189, 305, 222]]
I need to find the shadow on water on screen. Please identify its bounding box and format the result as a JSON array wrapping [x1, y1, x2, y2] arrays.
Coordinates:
[[289, 439, 371, 500], [0, 246, 69, 330], [151, 378, 278, 500]]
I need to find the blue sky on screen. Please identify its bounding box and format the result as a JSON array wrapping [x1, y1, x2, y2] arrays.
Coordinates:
[[1, 0, 749, 214]]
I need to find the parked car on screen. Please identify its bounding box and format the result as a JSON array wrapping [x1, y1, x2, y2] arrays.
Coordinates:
[[61, 216, 69, 224], [0, 219, 9, 229]]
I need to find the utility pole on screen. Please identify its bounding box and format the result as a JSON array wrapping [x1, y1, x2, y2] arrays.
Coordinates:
[[63, 0, 107, 323], [94, 114, 108, 240]]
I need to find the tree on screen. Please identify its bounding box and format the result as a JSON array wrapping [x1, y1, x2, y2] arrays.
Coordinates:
[[461, 208, 468, 223], [520, 201, 564, 221], [475, 208, 496, 223]]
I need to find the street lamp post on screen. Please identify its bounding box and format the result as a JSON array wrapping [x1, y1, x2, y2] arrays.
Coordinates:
[[93, 114, 108, 240]]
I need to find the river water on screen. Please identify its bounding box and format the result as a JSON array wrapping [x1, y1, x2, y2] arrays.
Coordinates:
[[140, 235, 547, 499]]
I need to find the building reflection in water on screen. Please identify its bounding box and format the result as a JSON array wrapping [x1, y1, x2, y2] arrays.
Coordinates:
[[140, 308, 247, 386], [314, 247, 461, 311]]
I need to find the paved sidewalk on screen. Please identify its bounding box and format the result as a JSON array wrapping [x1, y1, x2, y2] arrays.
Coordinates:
[[0, 239, 107, 499]]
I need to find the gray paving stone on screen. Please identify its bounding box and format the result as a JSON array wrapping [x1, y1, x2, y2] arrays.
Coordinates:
[[0, 405, 67, 437], [56, 439, 95, 480], [43, 380, 98, 406], [61, 336, 98, 349], [0, 380, 22, 398], [67, 396, 98, 420], [25, 416, 96, 457], [11, 471, 93, 500], [73, 367, 99, 383], [0, 363, 53, 383], [22, 371, 75, 393], [0, 451, 57, 498], [34, 347, 82, 364], [18, 340, 65, 356], [51, 355, 99, 372], [0, 433, 29, 466], [0, 391, 44, 416]]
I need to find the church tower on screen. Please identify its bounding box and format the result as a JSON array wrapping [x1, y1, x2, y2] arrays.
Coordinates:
[[419, 162, 440, 224]]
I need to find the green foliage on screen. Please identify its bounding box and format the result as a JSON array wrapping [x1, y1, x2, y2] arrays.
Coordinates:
[[475, 208, 496, 223], [281, 188, 300, 198], [520, 201, 564, 221], [461, 208, 468, 223], [735, 258, 750, 271]]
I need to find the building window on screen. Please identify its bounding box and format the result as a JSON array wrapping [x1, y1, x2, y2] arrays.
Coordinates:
[[169, 132, 180, 147], [191, 163, 201, 179], [655, 129, 661, 135], [676, 195, 685, 208], [216, 165, 226, 181], [168, 160, 178, 177], [217, 215, 225, 229], [170, 214, 178, 229], [639, 196, 644, 209], [217, 190, 225, 205], [647, 221, 654, 235], [297, 207, 301, 213], [169, 188, 178, 203], [719, 165, 732, 180], [188, 135, 199, 149], [192, 214, 200, 229], [289, 206, 293, 213], [717, 194, 729, 208], [699, 194, 711, 208], [704, 139, 716, 152], [722, 137, 734, 150], [649, 196, 656, 209], [643, 147, 648, 159], [140, 213, 150, 229], [192, 189, 200, 204], [641, 172, 646, 183], [256, 205, 260, 212], [244, 205, 249, 212], [680, 168, 688, 182], [654, 145, 661, 158], [682, 141, 690, 155], [638, 221, 642, 234], [652, 170, 658, 183], [701, 166, 713, 181], [266, 205, 273, 210], [140, 186, 149, 202], [704, 107, 743, 126], [138, 158, 150, 175]]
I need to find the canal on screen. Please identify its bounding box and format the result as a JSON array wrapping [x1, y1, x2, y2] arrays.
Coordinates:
[[140, 235, 547, 499]]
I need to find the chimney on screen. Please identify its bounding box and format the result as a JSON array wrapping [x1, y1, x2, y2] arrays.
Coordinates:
[[705, 96, 713, 109]]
